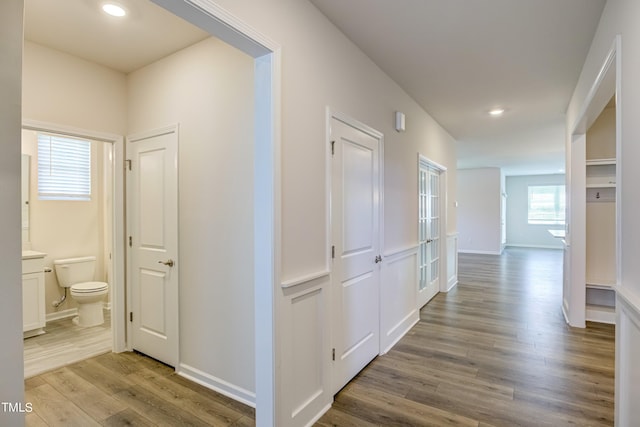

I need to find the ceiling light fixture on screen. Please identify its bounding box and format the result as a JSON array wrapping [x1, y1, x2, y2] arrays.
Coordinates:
[[489, 108, 505, 117], [102, 3, 127, 17]]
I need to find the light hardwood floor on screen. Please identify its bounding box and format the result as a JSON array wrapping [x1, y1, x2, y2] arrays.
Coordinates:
[[24, 311, 112, 378], [24, 248, 614, 426]]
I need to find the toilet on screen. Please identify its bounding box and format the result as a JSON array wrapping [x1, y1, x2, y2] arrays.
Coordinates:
[[53, 256, 108, 327]]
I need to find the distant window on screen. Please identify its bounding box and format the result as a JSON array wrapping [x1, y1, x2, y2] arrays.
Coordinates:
[[37, 133, 91, 201], [528, 185, 565, 225]]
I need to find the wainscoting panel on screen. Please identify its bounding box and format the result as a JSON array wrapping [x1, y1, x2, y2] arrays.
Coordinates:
[[280, 273, 332, 427], [446, 233, 458, 291], [380, 247, 419, 354], [616, 287, 640, 425]]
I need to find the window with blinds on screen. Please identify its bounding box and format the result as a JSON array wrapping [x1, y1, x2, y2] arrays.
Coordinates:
[[37, 133, 92, 201], [527, 185, 565, 225]]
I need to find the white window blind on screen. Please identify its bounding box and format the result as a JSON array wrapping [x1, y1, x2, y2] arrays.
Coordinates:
[[37, 133, 91, 201], [527, 185, 565, 225]]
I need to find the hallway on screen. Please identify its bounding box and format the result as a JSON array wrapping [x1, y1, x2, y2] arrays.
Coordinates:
[[24, 248, 614, 426], [317, 248, 614, 426]]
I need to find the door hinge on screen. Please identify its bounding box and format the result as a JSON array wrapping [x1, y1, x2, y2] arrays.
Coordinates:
[[332, 348, 335, 361], [331, 245, 335, 259], [129, 312, 133, 322], [125, 159, 132, 171], [330, 140, 335, 155], [129, 236, 132, 247]]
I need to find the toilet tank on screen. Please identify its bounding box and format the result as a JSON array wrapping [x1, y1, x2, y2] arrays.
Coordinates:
[[54, 256, 96, 287]]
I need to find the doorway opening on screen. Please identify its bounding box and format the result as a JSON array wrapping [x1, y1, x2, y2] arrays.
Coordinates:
[[21, 120, 125, 377], [21, 1, 280, 423]]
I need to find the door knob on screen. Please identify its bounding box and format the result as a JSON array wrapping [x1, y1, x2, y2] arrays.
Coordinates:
[[374, 255, 382, 263], [158, 259, 175, 267]]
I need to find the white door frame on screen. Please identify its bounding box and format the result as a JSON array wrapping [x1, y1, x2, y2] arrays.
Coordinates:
[[418, 154, 448, 298], [22, 119, 127, 353], [148, 2, 281, 425], [566, 35, 620, 328]]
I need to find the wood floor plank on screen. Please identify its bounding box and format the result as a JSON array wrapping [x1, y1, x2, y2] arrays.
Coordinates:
[[25, 412, 49, 427], [66, 358, 137, 396], [317, 248, 614, 426], [40, 367, 127, 421], [127, 367, 246, 425], [100, 408, 157, 427], [113, 384, 216, 426], [166, 373, 256, 420], [25, 351, 256, 427], [335, 382, 479, 426], [26, 383, 101, 427]]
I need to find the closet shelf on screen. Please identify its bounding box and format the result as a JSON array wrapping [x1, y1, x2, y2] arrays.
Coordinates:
[[586, 183, 616, 188], [586, 282, 615, 290], [586, 158, 616, 166]]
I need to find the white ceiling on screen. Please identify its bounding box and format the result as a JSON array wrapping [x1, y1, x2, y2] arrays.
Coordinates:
[[25, 0, 606, 176], [310, 0, 606, 175], [24, 0, 209, 74]]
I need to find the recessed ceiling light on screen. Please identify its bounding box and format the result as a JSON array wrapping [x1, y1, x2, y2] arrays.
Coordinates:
[[102, 3, 127, 17], [489, 108, 505, 117]]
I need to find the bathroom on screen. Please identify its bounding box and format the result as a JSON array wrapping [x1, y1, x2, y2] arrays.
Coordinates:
[[21, 128, 114, 377]]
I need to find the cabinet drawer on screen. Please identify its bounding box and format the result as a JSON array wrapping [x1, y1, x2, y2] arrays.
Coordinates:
[[22, 258, 45, 274]]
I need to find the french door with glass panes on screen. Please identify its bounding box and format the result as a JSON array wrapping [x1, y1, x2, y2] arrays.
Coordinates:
[[418, 159, 441, 307]]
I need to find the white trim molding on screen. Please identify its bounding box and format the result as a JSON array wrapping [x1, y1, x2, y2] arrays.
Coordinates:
[[616, 286, 640, 425], [281, 270, 330, 289], [178, 363, 256, 408], [446, 233, 458, 292], [380, 246, 419, 354], [458, 249, 502, 255]]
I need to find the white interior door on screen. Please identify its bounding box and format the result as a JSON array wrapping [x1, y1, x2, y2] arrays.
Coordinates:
[[331, 117, 381, 394], [127, 126, 179, 367], [418, 161, 440, 308]]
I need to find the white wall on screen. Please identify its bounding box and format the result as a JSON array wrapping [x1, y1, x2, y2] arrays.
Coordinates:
[[195, 1, 458, 424], [127, 37, 256, 400], [22, 42, 127, 135], [506, 174, 565, 249], [0, 1, 25, 425], [566, 0, 640, 423], [457, 168, 502, 254]]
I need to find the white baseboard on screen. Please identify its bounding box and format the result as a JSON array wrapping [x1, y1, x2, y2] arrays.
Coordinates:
[[506, 244, 563, 250], [586, 305, 616, 324], [305, 403, 332, 427], [46, 302, 110, 322], [458, 249, 502, 255], [46, 308, 78, 322], [178, 363, 256, 408], [381, 315, 419, 355], [444, 278, 458, 292]]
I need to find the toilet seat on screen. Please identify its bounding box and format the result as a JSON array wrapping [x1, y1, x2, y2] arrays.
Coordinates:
[[71, 281, 108, 293]]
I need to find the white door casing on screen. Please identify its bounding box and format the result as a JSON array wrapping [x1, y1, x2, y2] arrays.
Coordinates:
[[330, 115, 381, 394], [127, 125, 179, 367], [418, 159, 441, 307]]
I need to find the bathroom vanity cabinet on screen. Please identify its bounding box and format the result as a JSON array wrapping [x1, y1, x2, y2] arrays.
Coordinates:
[[22, 251, 46, 338]]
